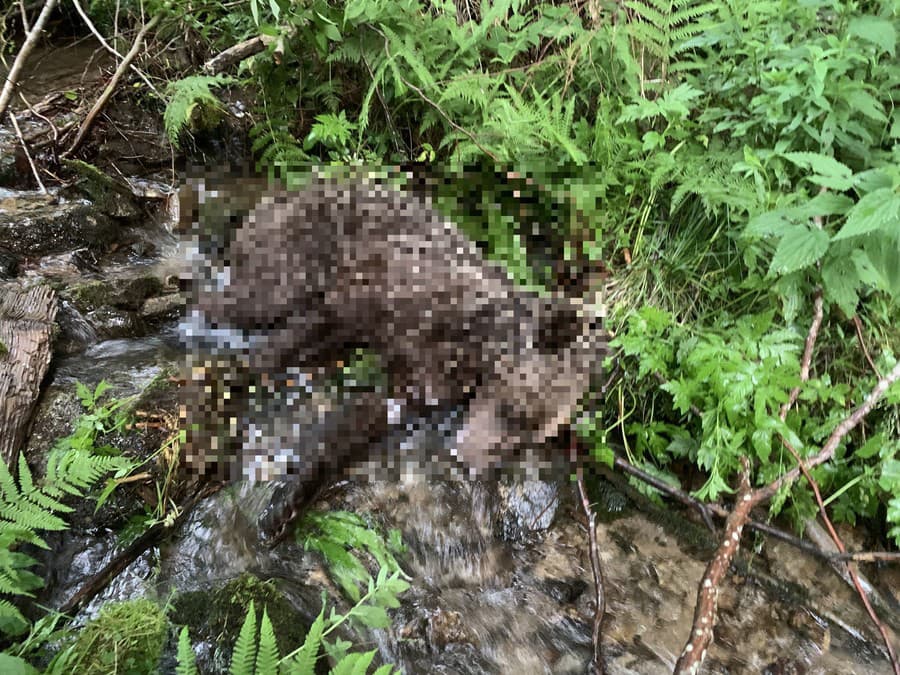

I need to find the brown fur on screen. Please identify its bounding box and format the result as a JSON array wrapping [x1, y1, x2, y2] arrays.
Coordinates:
[[182, 178, 605, 534]]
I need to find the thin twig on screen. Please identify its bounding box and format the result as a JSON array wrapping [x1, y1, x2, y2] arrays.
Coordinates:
[[63, 13, 161, 157], [8, 110, 45, 192], [376, 29, 499, 161], [780, 289, 823, 420], [0, 0, 59, 119], [18, 91, 58, 146], [853, 315, 882, 378], [575, 439, 606, 674], [761, 359, 900, 500], [783, 434, 900, 673], [70, 0, 161, 97], [18, 0, 31, 33]]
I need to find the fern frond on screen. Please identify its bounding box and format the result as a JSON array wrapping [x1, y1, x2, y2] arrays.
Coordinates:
[[229, 600, 258, 675], [285, 604, 325, 674], [0, 598, 29, 636], [625, 0, 717, 74], [164, 75, 235, 148], [176, 626, 199, 675], [255, 608, 280, 674]]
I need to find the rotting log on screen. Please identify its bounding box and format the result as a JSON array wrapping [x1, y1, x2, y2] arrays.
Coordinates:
[[0, 282, 57, 472]]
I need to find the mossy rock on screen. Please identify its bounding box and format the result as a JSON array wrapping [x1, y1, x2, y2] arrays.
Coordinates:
[[61, 159, 141, 219], [66, 599, 167, 675], [171, 573, 307, 668], [64, 276, 164, 313]]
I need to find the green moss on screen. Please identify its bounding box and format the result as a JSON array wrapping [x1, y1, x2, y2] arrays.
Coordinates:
[[0, 339, 6, 358], [65, 277, 164, 313], [171, 573, 306, 665], [67, 599, 167, 675], [61, 159, 139, 218]]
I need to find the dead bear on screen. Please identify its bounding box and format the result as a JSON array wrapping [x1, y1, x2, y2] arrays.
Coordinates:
[[180, 175, 606, 541]]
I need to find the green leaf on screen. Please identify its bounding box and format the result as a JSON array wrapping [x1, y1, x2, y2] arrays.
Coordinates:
[[789, 192, 854, 220], [768, 225, 830, 275], [0, 653, 40, 675], [350, 603, 390, 629], [879, 459, 900, 492], [833, 188, 900, 240], [744, 210, 788, 237], [331, 650, 377, 675], [255, 608, 279, 675], [821, 256, 860, 315], [848, 15, 896, 55], [782, 152, 854, 190], [287, 604, 325, 674], [856, 433, 885, 460]]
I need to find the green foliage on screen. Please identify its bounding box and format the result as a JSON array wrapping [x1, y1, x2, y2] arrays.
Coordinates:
[[176, 569, 408, 674], [300, 511, 406, 603], [145, 0, 899, 545], [164, 75, 235, 148], [612, 305, 900, 538], [624, 0, 717, 77], [54, 599, 167, 675], [0, 382, 135, 638], [176, 626, 198, 675]]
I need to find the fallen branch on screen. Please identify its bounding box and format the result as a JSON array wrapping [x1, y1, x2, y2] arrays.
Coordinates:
[[676, 459, 753, 674], [203, 34, 276, 74], [674, 309, 900, 674], [63, 13, 161, 157], [610, 455, 891, 565], [70, 0, 161, 97], [59, 482, 220, 615], [0, 0, 59, 119]]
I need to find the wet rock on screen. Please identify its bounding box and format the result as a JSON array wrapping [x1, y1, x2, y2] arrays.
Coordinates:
[[427, 608, 472, 648], [23, 248, 100, 280], [497, 480, 559, 541], [54, 300, 99, 355], [540, 578, 588, 605], [63, 276, 164, 313], [85, 306, 146, 339], [61, 159, 141, 219], [140, 292, 185, 320], [0, 246, 19, 278], [0, 201, 119, 257]]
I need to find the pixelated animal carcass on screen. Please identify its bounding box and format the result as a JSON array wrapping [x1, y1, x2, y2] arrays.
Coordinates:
[[179, 176, 606, 529]]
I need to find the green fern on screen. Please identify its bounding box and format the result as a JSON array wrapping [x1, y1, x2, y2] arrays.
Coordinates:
[[301, 511, 406, 603], [176, 626, 198, 675], [624, 0, 717, 79], [0, 383, 137, 637], [230, 599, 258, 675], [164, 75, 235, 148], [255, 608, 279, 675]]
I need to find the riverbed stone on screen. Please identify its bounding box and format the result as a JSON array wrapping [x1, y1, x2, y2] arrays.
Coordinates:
[[0, 201, 120, 257]]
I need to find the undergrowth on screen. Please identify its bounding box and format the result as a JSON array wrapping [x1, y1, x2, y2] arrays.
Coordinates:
[[152, 0, 900, 543], [0, 381, 136, 640]]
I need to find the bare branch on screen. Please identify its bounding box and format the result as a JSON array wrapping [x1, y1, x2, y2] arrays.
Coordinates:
[[0, 0, 59, 119], [64, 13, 161, 157]]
